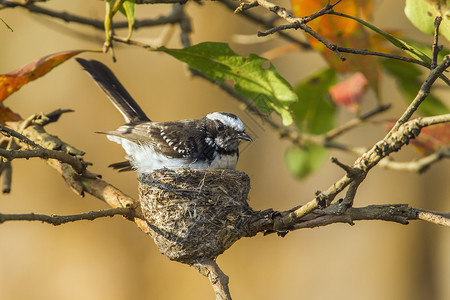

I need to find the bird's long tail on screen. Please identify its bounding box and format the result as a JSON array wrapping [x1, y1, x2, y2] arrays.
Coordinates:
[[76, 58, 150, 123]]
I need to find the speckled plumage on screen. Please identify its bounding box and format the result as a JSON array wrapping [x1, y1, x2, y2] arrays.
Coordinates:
[[77, 58, 252, 174]]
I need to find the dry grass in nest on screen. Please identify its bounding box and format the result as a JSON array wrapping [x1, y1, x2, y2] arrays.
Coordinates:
[[139, 168, 257, 264]]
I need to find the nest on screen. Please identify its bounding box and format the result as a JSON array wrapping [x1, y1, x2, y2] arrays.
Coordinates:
[[139, 168, 257, 264]]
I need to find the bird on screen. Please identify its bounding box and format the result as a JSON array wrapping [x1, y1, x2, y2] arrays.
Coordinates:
[[76, 58, 252, 174]]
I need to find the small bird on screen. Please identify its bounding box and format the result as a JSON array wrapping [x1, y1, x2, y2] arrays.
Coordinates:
[[76, 58, 252, 174]]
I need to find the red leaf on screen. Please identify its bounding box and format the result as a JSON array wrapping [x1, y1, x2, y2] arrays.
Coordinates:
[[0, 103, 21, 124], [329, 72, 367, 112], [411, 123, 450, 155]]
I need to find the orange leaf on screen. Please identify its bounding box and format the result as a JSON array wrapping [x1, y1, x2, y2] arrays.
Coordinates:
[[329, 72, 367, 112], [0, 50, 86, 102]]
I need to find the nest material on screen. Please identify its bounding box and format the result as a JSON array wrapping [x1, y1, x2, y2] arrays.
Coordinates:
[[139, 168, 256, 264]]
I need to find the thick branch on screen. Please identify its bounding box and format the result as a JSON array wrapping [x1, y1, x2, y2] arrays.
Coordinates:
[[289, 205, 449, 230], [0, 148, 86, 174], [249, 204, 450, 235]]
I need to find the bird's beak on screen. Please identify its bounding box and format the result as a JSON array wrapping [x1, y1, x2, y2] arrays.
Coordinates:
[[238, 132, 253, 142]]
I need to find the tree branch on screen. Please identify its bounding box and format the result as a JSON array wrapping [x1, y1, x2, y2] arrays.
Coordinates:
[[218, 0, 312, 49], [0, 208, 133, 225], [272, 56, 450, 231], [389, 56, 450, 136], [379, 148, 450, 173], [430, 16, 441, 69], [289, 205, 450, 230], [0, 147, 87, 174], [325, 104, 391, 139], [251, 204, 450, 235], [193, 258, 232, 300], [0, 0, 184, 30]]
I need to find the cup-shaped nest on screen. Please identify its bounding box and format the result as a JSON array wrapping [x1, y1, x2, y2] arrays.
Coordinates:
[[139, 168, 256, 264]]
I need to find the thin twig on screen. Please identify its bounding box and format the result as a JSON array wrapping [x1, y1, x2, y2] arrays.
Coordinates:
[[1, 160, 11, 193], [388, 55, 450, 137], [325, 104, 391, 139], [234, 1, 259, 13], [301, 0, 342, 23], [431, 16, 442, 69], [0, 0, 183, 30], [417, 210, 450, 226], [255, 0, 346, 60], [0, 208, 133, 225], [218, 0, 311, 49], [0, 124, 42, 149], [380, 148, 450, 173]]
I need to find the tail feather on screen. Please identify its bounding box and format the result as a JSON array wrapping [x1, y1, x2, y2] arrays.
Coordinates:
[[76, 58, 150, 123], [108, 161, 133, 172]]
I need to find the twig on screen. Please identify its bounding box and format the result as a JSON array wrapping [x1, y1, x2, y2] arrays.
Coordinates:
[[0, 208, 133, 225], [417, 209, 450, 226], [178, 4, 192, 47], [234, 1, 259, 13], [388, 55, 450, 137], [193, 258, 232, 300], [379, 148, 450, 173], [335, 46, 434, 71], [325, 104, 391, 139], [1, 160, 11, 193], [301, 0, 342, 23], [218, 0, 312, 49], [39, 109, 74, 126], [0, 124, 42, 149], [0, 0, 183, 30], [255, 0, 346, 60], [431, 16, 442, 69], [112, 35, 156, 50]]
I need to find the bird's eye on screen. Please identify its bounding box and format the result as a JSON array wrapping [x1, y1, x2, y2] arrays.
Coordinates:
[[217, 123, 224, 131]]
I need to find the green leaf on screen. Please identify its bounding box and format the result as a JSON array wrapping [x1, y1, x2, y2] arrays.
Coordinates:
[[292, 68, 337, 134], [159, 42, 298, 126], [119, 0, 135, 40], [381, 59, 450, 116], [336, 12, 432, 64], [284, 68, 336, 178], [405, 0, 450, 42], [285, 145, 328, 179]]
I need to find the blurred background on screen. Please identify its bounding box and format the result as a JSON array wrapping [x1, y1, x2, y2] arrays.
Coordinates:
[[0, 1, 449, 299]]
